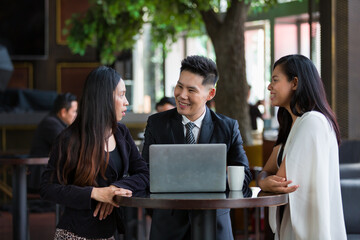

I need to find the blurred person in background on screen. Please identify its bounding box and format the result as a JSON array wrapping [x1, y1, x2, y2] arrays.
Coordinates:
[[28, 92, 77, 193], [155, 96, 176, 112]]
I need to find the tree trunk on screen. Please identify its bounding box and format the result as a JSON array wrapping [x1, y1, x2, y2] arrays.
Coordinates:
[[201, 0, 253, 145]]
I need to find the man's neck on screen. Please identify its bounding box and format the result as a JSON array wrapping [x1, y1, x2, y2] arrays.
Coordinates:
[[182, 108, 206, 125]]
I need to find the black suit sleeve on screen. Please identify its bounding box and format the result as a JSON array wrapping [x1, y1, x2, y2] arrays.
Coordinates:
[[40, 138, 93, 210], [227, 120, 252, 193], [30, 116, 66, 156], [142, 116, 155, 164]]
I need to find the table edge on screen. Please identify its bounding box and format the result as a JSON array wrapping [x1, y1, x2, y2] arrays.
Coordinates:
[[116, 193, 288, 209]]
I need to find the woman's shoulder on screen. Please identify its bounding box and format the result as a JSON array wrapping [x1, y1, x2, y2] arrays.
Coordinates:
[[299, 111, 328, 126], [117, 122, 127, 129], [116, 122, 133, 138], [297, 111, 333, 135], [116, 122, 129, 133]]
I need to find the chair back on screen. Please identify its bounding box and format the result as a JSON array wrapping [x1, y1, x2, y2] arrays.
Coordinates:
[[341, 179, 360, 236], [339, 140, 360, 164], [244, 144, 263, 168]]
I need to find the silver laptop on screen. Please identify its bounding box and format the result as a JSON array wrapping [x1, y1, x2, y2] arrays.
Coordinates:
[[149, 144, 227, 193]]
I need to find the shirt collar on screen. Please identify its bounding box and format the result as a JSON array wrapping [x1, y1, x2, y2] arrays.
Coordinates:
[[182, 108, 206, 128]]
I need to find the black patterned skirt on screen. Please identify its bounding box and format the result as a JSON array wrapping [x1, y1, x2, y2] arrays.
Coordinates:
[[54, 228, 115, 240]]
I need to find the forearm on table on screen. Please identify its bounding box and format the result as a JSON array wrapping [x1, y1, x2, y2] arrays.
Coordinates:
[[257, 170, 270, 181], [257, 170, 271, 189], [276, 157, 286, 178], [112, 173, 149, 191]]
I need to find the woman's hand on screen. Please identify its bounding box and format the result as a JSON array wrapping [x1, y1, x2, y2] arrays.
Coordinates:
[[114, 188, 132, 197], [93, 202, 114, 220], [91, 185, 123, 207], [258, 175, 299, 193], [91, 185, 132, 206], [91, 186, 132, 220]]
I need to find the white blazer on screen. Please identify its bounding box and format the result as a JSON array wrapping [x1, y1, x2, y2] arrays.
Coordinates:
[[270, 111, 346, 240]]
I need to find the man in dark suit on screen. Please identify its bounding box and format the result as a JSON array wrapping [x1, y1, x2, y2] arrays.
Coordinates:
[[28, 92, 77, 193], [142, 55, 252, 240]]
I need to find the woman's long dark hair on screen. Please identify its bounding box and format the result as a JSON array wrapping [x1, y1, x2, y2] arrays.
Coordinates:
[[57, 66, 120, 186], [274, 54, 341, 146]]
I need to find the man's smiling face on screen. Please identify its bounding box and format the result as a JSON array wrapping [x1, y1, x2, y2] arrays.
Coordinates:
[[174, 70, 215, 121]]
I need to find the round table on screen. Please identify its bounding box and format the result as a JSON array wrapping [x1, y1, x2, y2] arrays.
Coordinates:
[[0, 156, 49, 240], [116, 188, 288, 240]]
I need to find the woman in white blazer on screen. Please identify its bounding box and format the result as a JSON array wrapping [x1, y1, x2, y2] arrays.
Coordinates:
[[258, 54, 346, 240]]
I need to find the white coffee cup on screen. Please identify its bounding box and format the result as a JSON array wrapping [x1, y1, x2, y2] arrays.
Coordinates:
[[229, 190, 244, 199], [227, 166, 245, 191]]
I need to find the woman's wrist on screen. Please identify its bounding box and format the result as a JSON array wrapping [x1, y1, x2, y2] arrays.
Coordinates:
[[257, 171, 269, 190], [90, 187, 97, 200], [257, 170, 269, 181]]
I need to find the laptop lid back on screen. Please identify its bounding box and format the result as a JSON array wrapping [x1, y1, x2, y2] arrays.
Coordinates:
[[149, 144, 226, 193]]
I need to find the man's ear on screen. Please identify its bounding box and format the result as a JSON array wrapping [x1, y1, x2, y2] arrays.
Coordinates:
[[292, 77, 298, 90], [206, 87, 216, 101], [59, 108, 67, 119]]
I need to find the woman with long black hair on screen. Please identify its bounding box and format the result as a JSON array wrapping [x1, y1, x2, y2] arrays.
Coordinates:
[[41, 66, 149, 239], [258, 55, 346, 239]]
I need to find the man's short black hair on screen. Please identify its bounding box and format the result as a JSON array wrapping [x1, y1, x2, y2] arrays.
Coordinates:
[[52, 92, 77, 114], [155, 97, 176, 110], [180, 55, 218, 86]]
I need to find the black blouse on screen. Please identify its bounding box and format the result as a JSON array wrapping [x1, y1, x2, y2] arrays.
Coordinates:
[[109, 146, 122, 173]]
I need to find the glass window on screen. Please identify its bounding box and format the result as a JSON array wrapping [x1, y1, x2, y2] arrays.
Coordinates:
[[245, 20, 271, 132], [274, 13, 320, 70]]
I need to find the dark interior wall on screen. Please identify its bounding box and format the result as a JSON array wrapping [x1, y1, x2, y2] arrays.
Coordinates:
[[1, 0, 98, 153], [319, 0, 360, 140], [335, 0, 349, 139], [20, 0, 98, 91], [348, 0, 360, 139], [319, 0, 332, 104]]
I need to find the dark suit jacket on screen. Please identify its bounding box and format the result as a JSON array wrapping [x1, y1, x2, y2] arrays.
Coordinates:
[[30, 114, 67, 156], [40, 123, 149, 238], [142, 107, 252, 240], [28, 114, 67, 192]]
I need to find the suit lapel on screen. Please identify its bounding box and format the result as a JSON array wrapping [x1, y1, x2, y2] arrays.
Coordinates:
[[198, 107, 214, 144], [171, 111, 186, 144]]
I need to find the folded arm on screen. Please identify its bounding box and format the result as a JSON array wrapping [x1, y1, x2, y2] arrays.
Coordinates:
[[257, 145, 298, 193]]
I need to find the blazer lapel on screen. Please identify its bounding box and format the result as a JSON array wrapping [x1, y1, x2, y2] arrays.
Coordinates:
[[171, 111, 186, 144], [113, 128, 129, 177], [198, 107, 214, 144]]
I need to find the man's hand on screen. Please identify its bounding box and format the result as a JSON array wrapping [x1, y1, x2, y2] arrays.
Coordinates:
[[258, 175, 299, 193]]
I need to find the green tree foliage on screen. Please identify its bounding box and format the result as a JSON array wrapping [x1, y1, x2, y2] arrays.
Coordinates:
[[65, 0, 282, 144], [65, 0, 146, 63], [65, 0, 277, 64]]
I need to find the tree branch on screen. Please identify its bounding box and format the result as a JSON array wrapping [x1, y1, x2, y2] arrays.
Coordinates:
[[199, 7, 222, 40]]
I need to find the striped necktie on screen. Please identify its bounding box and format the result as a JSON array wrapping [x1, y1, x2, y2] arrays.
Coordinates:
[[185, 122, 196, 144]]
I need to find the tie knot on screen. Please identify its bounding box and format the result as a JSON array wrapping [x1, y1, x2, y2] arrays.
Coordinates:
[[185, 122, 195, 131]]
